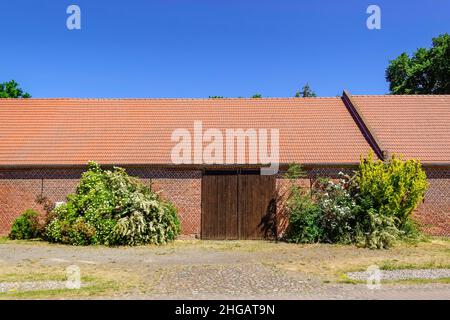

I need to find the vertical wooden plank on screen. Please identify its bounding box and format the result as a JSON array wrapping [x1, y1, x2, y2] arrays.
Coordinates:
[[226, 174, 238, 239], [201, 174, 209, 239], [238, 173, 247, 239], [217, 175, 228, 239]]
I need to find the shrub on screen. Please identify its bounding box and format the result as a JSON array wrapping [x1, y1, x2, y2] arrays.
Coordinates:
[[354, 210, 400, 249], [356, 152, 428, 235], [284, 164, 321, 243], [284, 170, 359, 245], [45, 161, 181, 246], [284, 152, 428, 249], [313, 176, 358, 244], [35, 195, 57, 226], [285, 187, 321, 243], [9, 209, 41, 240]]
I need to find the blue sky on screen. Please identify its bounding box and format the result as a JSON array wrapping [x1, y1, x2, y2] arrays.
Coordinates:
[[0, 0, 449, 98]]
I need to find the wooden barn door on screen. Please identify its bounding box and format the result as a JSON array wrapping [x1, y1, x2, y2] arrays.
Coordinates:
[[238, 171, 276, 239], [201, 171, 238, 240], [201, 170, 276, 240]]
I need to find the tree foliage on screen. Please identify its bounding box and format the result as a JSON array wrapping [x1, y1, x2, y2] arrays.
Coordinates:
[[386, 33, 450, 94], [0, 80, 31, 98], [295, 83, 317, 97]]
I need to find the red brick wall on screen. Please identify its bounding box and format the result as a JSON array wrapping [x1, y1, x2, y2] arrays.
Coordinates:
[[413, 167, 450, 236], [0, 166, 448, 238], [126, 168, 202, 237], [0, 168, 202, 237]]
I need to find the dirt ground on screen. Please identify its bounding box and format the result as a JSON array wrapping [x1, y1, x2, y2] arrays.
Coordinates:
[[0, 238, 449, 299]]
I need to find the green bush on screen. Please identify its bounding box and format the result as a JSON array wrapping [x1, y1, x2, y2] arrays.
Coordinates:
[[45, 161, 181, 246], [284, 164, 321, 243], [314, 176, 358, 244], [284, 153, 428, 249], [284, 168, 359, 245], [285, 187, 321, 244], [9, 209, 41, 240], [356, 152, 428, 236], [354, 210, 400, 249]]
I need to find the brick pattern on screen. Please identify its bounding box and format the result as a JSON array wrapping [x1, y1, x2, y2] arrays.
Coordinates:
[[0, 168, 85, 235], [126, 168, 202, 236], [413, 167, 450, 236], [0, 168, 202, 237], [0, 166, 448, 237]]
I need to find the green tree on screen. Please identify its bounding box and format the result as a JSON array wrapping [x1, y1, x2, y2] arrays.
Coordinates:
[[251, 93, 262, 98], [386, 33, 450, 94], [208, 96, 224, 99], [0, 80, 31, 98], [295, 83, 317, 97]]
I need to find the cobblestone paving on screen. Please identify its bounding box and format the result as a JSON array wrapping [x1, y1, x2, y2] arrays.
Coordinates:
[[153, 264, 316, 296]]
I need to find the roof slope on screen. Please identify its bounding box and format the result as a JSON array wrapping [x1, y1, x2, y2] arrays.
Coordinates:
[[351, 95, 450, 164], [0, 98, 374, 166]]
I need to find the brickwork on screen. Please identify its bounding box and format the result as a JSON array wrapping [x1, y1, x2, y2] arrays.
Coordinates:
[[0, 166, 448, 237], [413, 167, 450, 236], [0, 167, 202, 237]]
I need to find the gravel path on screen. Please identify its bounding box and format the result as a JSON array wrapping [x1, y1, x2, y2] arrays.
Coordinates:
[[1, 241, 449, 299], [346, 269, 450, 281], [0, 281, 68, 293]]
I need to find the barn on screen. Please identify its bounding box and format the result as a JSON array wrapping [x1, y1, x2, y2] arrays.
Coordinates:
[[0, 92, 448, 238]]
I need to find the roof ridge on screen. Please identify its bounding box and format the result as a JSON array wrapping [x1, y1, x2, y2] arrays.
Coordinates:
[[351, 94, 450, 97], [342, 90, 386, 160], [0, 97, 342, 101]]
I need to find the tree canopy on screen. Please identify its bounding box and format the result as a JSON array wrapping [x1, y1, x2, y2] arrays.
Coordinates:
[[0, 80, 31, 98], [295, 83, 317, 97], [386, 33, 450, 94]]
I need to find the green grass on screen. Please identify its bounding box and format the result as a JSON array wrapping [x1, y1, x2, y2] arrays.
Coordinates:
[[336, 274, 363, 285], [335, 275, 450, 286], [382, 277, 450, 285], [0, 273, 66, 282], [0, 277, 117, 299], [0, 271, 124, 299], [378, 260, 450, 271]]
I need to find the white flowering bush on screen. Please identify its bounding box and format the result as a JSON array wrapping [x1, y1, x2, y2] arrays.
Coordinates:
[[314, 175, 358, 244], [45, 162, 181, 246]]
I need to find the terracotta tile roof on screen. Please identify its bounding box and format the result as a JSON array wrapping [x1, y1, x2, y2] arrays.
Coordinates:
[[0, 98, 374, 166], [351, 95, 450, 164]]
